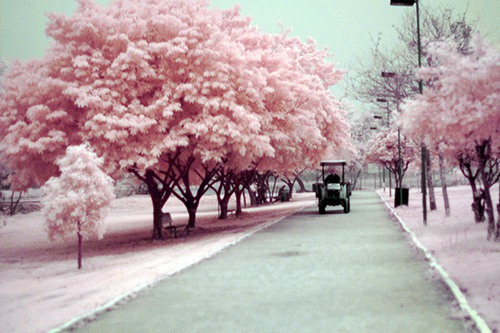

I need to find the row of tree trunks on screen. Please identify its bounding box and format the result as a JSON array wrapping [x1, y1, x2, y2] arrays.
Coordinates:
[[456, 141, 500, 241], [136, 158, 312, 240], [417, 145, 500, 241]]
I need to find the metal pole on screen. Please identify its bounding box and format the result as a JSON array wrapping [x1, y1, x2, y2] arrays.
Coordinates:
[[383, 167, 386, 192], [386, 103, 390, 194], [396, 79, 403, 207], [397, 128, 403, 204], [389, 172, 392, 197], [416, 0, 427, 225]]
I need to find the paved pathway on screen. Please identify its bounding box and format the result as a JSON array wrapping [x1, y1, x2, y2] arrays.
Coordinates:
[[75, 191, 466, 332]]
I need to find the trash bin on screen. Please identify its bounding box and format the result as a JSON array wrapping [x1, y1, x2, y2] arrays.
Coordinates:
[[394, 188, 409, 207], [280, 188, 290, 202]]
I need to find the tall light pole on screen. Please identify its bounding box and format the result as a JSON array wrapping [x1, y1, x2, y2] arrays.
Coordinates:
[[376, 98, 391, 127], [373, 114, 386, 192], [390, 0, 426, 224], [381, 72, 403, 206], [376, 98, 392, 196]]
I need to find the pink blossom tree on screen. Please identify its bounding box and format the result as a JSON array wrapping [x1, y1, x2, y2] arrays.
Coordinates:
[[401, 34, 500, 240], [365, 129, 417, 190], [42, 144, 114, 269], [0, 0, 349, 239]]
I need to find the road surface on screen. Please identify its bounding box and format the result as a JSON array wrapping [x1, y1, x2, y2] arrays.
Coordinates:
[[74, 191, 467, 332]]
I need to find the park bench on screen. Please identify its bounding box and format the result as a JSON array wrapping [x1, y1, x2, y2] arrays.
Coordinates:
[[161, 212, 190, 238]]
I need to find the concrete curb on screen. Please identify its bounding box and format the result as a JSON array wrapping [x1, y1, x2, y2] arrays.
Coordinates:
[[377, 192, 491, 333], [49, 205, 309, 333]]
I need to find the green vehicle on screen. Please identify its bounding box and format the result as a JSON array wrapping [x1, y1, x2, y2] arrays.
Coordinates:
[[314, 160, 351, 214]]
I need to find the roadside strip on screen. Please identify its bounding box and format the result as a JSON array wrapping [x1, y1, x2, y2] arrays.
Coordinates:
[[49, 206, 308, 333], [377, 192, 491, 333]]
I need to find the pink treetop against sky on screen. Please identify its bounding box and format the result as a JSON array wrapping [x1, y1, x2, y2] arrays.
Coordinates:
[[401, 34, 499, 153], [0, 0, 349, 191]]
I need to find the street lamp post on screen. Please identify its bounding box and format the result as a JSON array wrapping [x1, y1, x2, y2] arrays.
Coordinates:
[[372, 116, 386, 192], [390, 0, 427, 224], [381, 72, 403, 207], [375, 98, 392, 196], [376, 98, 391, 127]]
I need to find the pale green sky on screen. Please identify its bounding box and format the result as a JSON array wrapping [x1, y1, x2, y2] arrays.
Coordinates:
[[0, 0, 498, 98]]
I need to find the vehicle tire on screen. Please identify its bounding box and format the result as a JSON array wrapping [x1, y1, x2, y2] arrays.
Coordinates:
[[319, 201, 326, 214], [344, 197, 350, 213]]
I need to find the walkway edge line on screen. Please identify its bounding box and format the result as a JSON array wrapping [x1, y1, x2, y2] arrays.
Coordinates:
[[49, 204, 310, 333], [377, 192, 491, 333]]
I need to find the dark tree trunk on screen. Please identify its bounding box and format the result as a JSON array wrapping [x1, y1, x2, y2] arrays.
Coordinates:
[[235, 188, 242, 216], [253, 172, 273, 205], [235, 169, 257, 209], [173, 158, 218, 229], [77, 222, 82, 270], [438, 152, 450, 216], [247, 186, 257, 206], [384, 160, 406, 190], [470, 181, 485, 224], [186, 201, 199, 229], [213, 169, 235, 220], [458, 153, 485, 223], [218, 195, 231, 220], [280, 176, 295, 200], [266, 174, 278, 202], [296, 176, 306, 193], [9, 191, 22, 216], [496, 182, 500, 241], [151, 203, 164, 240], [482, 180, 495, 240], [231, 174, 244, 216], [426, 151, 437, 211], [143, 170, 171, 240], [476, 140, 496, 240], [129, 167, 179, 241], [287, 182, 294, 199]]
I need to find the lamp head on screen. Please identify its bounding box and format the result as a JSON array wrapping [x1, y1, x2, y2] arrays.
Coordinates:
[[381, 72, 397, 78], [390, 0, 415, 6]]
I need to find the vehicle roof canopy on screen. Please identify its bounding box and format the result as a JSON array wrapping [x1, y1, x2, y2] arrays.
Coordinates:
[[320, 160, 347, 167]]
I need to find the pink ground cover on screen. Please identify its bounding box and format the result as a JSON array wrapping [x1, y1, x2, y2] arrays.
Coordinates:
[[379, 185, 500, 332], [1, 187, 498, 333], [0, 193, 315, 333]]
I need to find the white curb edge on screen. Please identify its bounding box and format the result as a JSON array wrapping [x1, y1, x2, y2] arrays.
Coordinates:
[[377, 192, 491, 333], [49, 205, 310, 333]]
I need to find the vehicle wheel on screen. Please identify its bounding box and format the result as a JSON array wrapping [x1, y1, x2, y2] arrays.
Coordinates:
[[319, 201, 326, 214], [344, 197, 350, 213]]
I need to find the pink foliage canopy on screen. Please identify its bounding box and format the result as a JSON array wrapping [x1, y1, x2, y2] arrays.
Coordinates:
[[401, 34, 500, 156], [42, 144, 115, 241], [0, 0, 349, 190], [365, 129, 417, 186]]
